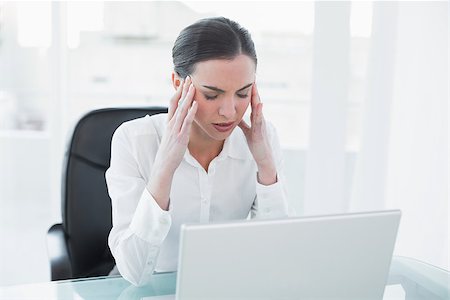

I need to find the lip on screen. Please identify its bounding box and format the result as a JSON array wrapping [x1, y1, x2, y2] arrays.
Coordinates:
[[212, 122, 235, 133]]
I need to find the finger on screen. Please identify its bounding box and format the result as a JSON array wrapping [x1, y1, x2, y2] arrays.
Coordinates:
[[180, 83, 195, 115], [168, 81, 184, 121], [238, 119, 251, 136], [252, 102, 264, 125], [179, 100, 198, 140], [176, 76, 192, 119], [179, 76, 191, 107], [251, 83, 261, 112], [175, 83, 196, 131]]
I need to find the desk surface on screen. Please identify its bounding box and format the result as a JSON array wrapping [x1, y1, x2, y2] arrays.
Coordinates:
[[1, 256, 449, 300]]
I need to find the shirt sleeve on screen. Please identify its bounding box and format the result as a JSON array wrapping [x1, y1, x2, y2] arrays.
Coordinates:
[[251, 122, 295, 219], [105, 123, 171, 287]]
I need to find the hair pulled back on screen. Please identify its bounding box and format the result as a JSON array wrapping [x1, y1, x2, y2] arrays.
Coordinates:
[[172, 17, 257, 79]]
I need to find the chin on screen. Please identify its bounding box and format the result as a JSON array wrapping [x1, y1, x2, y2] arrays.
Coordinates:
[[206, 125, 237, 141], [209, 129, 234, 141]]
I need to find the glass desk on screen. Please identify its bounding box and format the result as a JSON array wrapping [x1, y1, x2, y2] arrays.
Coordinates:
[[1, 256, 449, 300]]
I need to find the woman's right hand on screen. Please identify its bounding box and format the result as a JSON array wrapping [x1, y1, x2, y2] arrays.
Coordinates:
[[147, 76, 198, 210]]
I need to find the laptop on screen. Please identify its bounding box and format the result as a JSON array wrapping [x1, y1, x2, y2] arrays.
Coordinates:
[[145, 210, 401, 300]]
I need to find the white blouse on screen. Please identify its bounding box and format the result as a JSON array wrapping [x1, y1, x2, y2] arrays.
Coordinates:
[[106, 113, 290, 286]]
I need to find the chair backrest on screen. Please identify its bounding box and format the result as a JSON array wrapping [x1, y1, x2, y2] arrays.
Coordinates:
[[62, 107, 167, 278]]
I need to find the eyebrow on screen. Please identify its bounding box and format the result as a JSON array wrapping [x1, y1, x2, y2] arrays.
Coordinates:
[[201, 83, 253, 94]]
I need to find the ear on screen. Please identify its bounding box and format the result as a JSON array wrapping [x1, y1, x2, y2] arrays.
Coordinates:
[[171, 71, 182, 90]]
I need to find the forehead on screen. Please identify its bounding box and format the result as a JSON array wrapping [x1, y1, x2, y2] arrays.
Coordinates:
[[192, 54, 256, 88]]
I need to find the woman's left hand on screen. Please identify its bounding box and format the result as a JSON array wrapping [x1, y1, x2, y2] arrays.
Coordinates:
[[238, 83, 277, 185]]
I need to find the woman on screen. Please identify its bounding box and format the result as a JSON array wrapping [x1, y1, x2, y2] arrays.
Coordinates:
[[106, 16, 291, 286]]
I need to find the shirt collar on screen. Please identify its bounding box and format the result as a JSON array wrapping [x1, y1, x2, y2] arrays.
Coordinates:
[[225, 127, 253, 160]]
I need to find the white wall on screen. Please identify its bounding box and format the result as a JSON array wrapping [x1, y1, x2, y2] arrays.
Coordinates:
[[0, 134, 53, 285], [386, 2, 448, 269]]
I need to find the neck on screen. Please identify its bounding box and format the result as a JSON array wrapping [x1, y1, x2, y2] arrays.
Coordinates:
[[188, 122, 225, 170]]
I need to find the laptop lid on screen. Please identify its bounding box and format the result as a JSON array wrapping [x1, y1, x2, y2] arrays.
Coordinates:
[[175, 210, 401, 300]]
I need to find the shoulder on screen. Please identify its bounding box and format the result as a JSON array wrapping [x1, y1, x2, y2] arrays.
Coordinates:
[[116, 113, 167, 140]]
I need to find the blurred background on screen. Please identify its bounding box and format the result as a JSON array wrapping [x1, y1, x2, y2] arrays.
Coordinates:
[[0, 1, 447, 286]]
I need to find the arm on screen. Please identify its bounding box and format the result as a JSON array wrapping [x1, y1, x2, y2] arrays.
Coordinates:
[[250, 122, 292, 219], [106, 125, 172, 286], [107, 77, 197, 286], [237, 83, 293, 219], [147, 76, 197, 211]]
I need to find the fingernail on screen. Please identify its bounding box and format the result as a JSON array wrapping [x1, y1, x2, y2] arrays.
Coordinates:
[[186, 76, 191, 82]]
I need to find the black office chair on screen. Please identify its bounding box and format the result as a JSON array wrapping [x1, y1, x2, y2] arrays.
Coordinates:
[[47, 107, 168, 281]]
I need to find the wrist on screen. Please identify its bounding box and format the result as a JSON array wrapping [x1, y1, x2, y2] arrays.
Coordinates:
[[148, 166, 174, 211], [257, 163, 277, 186]]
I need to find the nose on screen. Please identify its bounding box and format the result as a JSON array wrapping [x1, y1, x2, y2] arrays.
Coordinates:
[[218, 96, 237, 120]]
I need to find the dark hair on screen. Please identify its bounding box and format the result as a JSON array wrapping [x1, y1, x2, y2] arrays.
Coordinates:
[[172, 17, 257, 79]]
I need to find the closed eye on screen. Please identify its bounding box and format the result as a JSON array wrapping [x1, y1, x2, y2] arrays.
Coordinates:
[[205, 94, 218, 100], [204, 94, 249, 100]]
